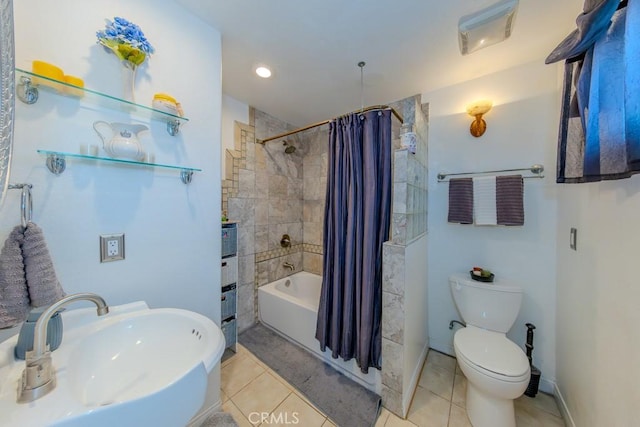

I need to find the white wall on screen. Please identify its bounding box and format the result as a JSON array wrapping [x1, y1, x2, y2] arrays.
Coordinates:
[[423, 60, 560, 392], [402, 233, 429, 413], [1, 0, 223, 406], [556, 178, 640, 427]]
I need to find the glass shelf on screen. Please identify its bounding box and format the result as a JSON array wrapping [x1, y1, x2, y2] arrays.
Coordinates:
[[16, 68, 188, 136], [37, 149, 201, 184]]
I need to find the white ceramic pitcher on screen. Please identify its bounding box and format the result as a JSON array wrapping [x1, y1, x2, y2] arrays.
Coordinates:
[[93, 121, 148, 161]]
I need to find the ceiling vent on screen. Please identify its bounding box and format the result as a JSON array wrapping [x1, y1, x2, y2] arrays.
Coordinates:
[[458, 0, 519, 55]]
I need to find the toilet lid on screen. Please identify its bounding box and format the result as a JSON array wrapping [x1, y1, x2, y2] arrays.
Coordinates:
[[454, 327, 529, 377]]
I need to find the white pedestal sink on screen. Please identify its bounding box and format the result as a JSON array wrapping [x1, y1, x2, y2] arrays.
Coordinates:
[[0, 301, 225, 427]]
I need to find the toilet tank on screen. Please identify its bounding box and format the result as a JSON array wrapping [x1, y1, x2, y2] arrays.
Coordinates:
[[449, 273, 523, 333]]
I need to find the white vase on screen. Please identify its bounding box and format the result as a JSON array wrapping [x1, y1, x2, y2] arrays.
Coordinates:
[[121, 62, 137, 103]]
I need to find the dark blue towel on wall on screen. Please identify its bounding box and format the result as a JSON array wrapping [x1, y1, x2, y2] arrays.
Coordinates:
[[448, 178, 473, 224]]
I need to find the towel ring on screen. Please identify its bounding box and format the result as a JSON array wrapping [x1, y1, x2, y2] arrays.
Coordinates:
[[20, 185, 32, 228], [7, 183, 34, 228]]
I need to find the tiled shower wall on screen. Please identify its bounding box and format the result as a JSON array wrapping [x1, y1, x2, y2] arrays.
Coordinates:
[[381, 95, 429, 417], [300, 126, 329, 275], [223, 97, 429, 419], [224, 109, 307, 332]]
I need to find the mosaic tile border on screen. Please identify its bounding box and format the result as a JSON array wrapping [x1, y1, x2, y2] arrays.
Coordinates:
[[255, 244, 303, 262], [302, 243, 323, 255]]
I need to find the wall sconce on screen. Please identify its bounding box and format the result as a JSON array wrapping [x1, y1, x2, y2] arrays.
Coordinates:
[[466, 100, 493, 137]]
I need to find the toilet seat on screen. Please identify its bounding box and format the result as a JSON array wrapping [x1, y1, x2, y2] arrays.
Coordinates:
[[454, 326, 529, 382]]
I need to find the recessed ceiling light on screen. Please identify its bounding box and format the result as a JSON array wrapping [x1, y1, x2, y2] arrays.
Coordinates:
[[255, 66, 272, 78]]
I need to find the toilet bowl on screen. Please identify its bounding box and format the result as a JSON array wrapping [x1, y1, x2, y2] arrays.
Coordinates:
[[454, 325, 530, 427], [449, 274, 530, 427]]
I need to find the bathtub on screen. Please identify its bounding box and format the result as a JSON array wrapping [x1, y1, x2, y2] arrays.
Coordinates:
[[258, 271, 381, 393]]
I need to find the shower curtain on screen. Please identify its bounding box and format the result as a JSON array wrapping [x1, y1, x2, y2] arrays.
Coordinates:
[[315, 110, 392, 374]]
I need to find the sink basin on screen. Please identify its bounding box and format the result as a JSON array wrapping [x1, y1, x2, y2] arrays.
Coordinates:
[[0, 301, 225, 427]]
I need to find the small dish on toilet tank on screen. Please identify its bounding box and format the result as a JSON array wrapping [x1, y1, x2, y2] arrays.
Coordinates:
[[469, 270, 495, 282]]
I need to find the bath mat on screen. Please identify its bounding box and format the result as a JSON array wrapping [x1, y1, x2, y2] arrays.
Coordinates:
[[239, 323, 381, 427], [199, 412, 238, 427]]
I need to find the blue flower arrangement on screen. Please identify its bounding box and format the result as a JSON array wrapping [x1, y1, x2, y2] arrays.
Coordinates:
[[96, 17, 155, 67]]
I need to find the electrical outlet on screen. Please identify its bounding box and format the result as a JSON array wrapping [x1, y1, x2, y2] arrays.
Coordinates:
[[100, 234, 125, 262]]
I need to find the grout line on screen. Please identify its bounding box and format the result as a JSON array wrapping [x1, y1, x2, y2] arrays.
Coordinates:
[[226, 399, 254, 427], [265, 390, 294, 425], [223, 360, 266, 399], [446, 399, 454, 427]]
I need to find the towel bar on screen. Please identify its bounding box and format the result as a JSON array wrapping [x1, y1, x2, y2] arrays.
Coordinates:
[[437, 164, 544, 182]]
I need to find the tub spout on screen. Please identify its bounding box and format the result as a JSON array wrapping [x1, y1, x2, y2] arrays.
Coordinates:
[[18, 293, 109, 403], [283, 262, 295, 271]]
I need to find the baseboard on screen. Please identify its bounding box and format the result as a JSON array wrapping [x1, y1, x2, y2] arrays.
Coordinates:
[[554, 383, 576, 427], [538, 377, 555, 395], [187, 399, 222, 427], [402, 341, 430, 417], [428, 337, 455, 357]]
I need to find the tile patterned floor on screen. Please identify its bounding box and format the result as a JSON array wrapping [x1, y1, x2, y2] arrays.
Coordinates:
[[221, 344, 336, 427], [221, 345, 565, 427]]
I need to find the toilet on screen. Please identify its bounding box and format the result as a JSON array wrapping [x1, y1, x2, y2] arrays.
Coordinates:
[[449, 273, 530, 427]]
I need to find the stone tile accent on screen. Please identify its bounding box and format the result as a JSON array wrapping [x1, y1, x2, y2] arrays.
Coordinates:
[[269, 175, 288, 197], [303, 252, 323, 275], [254, 200, 269, 226], [228, 198, 255, 226], [254, 225, 269, 253], [237, 225, 255, 257], [303, 222, 323, 246], [238, 254, 255, 286], [256, 261, 269, 287], [382, 338, 404, 392], [381, 385, 404, 419], [237, 283, 255, 316], [383, 243, 406, 297], [238, 169, 256, 198], [382, 292, 404, 343]]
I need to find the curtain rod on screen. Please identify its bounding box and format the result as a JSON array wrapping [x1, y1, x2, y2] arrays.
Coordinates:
[[437, 164, 545, 182], [258, 105, 404, 144]]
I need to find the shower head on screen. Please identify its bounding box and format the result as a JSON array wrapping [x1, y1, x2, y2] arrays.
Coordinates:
[[283, 141, 296, 154]]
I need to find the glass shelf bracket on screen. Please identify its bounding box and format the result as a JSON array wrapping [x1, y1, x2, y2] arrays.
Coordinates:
[[37, 150, 201, 185], [17, 69, 188, 136]]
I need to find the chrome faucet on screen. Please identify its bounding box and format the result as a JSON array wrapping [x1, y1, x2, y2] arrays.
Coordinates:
[[18, 293, 109, 403], [283, 262, 295, 271]]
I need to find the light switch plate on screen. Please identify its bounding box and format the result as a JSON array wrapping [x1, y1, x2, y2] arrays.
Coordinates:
[[570, 228, 577, 251], [100, 234, 125, 262]]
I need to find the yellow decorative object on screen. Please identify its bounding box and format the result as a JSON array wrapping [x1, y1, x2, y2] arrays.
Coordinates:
[[62, 75, 84, 97], [153, 93, 177, 104], [31, 61, 64, 91], [152, 93, 183, 117]]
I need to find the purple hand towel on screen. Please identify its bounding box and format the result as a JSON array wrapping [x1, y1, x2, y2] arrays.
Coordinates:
[[496, 175, 525, 226], [0, 226, 30, 328], [23, 223, 66, 307], [448, 178, 474, 224]]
